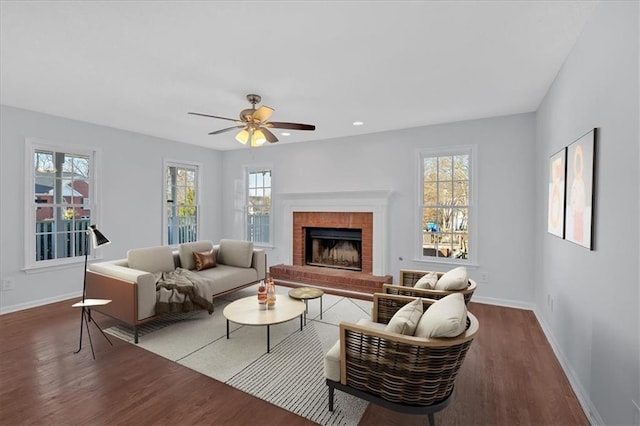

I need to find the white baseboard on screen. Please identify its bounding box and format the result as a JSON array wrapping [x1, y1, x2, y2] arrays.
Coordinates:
[[0, 291, 81, 315], [471, 295, 535, 310], [533, 308, 603, 425]]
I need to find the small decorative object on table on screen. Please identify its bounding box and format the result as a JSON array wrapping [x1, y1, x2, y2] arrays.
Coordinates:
[[266, 278, 276, 309], [257, 280, 267, 310]]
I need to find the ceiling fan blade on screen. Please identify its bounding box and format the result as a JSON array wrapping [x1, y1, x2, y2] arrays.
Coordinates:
[[188, 112, 241, 123], [266, 121, 316, 131], [252, 106, 274, 123], [208, 125, 245, 135], [260, 127, 279, 143]]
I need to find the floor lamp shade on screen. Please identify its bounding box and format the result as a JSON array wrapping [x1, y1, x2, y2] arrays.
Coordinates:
[[89, 225, 111, 249], [83, 225, 110, 302]]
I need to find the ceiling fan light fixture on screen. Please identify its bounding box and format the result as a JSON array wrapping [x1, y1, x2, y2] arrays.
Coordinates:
[[235, 129, 249, 144], [252, 129, 267, 146]]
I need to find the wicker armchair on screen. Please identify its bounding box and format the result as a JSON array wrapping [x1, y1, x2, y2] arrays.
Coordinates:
[[383, 269, 478, 304], [325, 293, 479, 426]]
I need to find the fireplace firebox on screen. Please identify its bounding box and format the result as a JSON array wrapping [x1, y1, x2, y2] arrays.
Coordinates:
[[305, 227, 362, 271]]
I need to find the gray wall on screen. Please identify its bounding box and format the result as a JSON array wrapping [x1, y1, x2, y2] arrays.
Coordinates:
[[0, 105, 223, 311], [220, 113, 537, 306], [535, 2, 640, 425]]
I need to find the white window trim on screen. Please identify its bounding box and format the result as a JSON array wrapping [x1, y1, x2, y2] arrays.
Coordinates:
[[162, 158, 202, 247], [414, 145, 478, 266], [243, 164, 274, 247], [24, 138, 101, 271]]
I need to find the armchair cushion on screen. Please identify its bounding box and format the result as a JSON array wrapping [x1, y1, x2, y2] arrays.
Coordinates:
[[435, 266, 468, 291], [415, 293, 467, 338], [414, 271, 438, 289], [385, 297, 423, 335]]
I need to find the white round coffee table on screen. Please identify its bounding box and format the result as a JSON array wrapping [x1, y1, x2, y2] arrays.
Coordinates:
[[223, 295, 305, 353]]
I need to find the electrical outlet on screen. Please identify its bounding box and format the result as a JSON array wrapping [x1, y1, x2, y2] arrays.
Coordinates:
[[479, 272, 489, 283], [1, 278, 15, 291]]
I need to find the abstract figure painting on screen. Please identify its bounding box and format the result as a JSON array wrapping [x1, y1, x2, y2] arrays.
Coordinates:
[[547, 148, 567, 238], [565, 128, 597, 249]]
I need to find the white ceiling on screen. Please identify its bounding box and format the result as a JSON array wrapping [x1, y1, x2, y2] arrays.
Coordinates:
[[1, 1, 599, 151]]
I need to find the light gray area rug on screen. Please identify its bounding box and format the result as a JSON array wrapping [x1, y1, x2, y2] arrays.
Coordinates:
[[104, 285, 372, 425]]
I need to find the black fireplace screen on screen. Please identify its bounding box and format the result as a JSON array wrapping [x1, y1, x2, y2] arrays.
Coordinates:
[[305, 227, 362, 271]]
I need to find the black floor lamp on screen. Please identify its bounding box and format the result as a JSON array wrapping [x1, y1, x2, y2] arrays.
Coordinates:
[[73, 225, 113, 359]]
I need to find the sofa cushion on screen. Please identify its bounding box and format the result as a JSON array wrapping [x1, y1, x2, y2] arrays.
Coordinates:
[[414, 293, 467, 338], [217, 239, 254, 268], [414, 271, 438, 289], [385, 297, 423, 335], [435, 266, 468, 291], [127, 246, 175, 273], [193, 250, 216, 271], [179, 240, 214, 270]]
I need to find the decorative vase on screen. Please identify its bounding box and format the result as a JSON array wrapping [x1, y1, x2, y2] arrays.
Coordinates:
[[266, 278, 276, 309], [257, 280, 267, 310]]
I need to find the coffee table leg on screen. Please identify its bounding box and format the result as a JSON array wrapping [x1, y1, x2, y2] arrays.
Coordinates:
[[320, 296, 323, 320], [267, 325, 270, 353], [226, 319, 229, 339], [300, 314, 303, 331]]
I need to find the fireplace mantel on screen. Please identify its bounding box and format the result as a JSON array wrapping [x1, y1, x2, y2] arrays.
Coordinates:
[[280, 190, 392, 276]]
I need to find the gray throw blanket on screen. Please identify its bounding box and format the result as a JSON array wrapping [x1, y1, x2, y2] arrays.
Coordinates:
[[154, 268, 214, 315]]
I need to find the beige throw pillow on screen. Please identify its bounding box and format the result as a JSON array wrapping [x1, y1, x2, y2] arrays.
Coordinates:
[[414, 293, 467, 338], [384, 297, 423, 335], [414, 271, 438, 289], [435, 266, 468, 291]]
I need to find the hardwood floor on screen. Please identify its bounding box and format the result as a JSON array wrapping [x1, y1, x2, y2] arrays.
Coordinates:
[[0, 299, 589, 425]]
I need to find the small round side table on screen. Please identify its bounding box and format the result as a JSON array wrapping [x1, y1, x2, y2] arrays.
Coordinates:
[[288, 287, 324, 325]]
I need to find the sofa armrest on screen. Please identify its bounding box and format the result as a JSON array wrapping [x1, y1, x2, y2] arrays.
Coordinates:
[[88, 261, 157, 321], [252, 249, 266, 280]]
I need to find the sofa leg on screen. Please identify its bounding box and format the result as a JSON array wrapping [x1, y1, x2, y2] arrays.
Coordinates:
[[134, 327, 139, 344], [328, 385, 334, 411]]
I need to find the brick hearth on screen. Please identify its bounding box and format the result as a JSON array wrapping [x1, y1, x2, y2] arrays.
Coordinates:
[[270, 264, 393, 297]]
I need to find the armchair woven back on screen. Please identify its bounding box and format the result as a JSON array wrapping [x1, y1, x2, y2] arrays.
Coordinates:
[[383, 269, 477, 304], [339, 293, 478, 407]]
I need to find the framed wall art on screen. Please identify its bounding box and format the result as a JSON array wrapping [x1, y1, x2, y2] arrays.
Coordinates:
[[565, 128, 597, 249], [547, 147, 566, 238]]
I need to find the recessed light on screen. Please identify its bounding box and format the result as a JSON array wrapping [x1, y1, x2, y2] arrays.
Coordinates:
[[281, 132, 291, 136], [352, 121, 364, 126]]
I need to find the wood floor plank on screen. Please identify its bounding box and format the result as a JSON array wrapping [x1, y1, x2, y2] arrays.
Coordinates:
[[0, 299, 589, 425]]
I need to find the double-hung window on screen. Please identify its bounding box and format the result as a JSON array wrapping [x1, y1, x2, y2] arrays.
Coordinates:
[[418, 147, 475, 262], [246, 168, 272, 245], [27, 140, 95, 268], [165, 162, 199, 245]]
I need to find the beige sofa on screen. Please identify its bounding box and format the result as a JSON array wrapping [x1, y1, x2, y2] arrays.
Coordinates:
[[85, 239, 266, 343]]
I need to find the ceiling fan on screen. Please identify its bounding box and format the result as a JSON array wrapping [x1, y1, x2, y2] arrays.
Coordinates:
[[188, 94, 316, 147]]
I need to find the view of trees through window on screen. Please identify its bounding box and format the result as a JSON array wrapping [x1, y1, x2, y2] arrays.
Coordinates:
[[166, 164, 198, 244], [421, 153, 469, 259], [247, 169, 271, 244], [33, 149, 92, 262]]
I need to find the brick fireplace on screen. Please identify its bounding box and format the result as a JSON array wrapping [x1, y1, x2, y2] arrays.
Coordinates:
[[270, 210, 392, 295], [292, 211, 373, 274]]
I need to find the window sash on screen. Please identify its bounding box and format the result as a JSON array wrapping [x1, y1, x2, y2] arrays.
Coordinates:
[[26, 140, 96, 269], [418, 147, 475, 263], [164, 162, 200, 246], [246, 168, 272, 245]]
